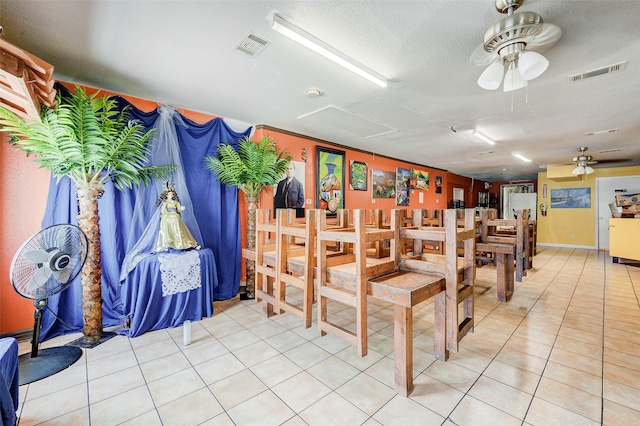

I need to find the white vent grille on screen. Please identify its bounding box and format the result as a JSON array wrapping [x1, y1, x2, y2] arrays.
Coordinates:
[[599, 148, 624, 154], [235, 33, 270, 56], [569, 61, 627, 83]]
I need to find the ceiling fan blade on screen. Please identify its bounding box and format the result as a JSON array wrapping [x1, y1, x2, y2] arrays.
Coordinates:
[[596, 158, 633, 165], [23, 249, 50, 264], [53, 267, 72, 283], [470, 43, 499, 66], [525, 23, 562, 53], [27, 267, 52, 292]]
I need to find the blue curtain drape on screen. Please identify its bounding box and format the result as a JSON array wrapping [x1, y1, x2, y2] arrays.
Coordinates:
[[38, 90, 250, 340]]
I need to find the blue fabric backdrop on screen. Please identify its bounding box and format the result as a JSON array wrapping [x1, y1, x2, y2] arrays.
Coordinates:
[[38, 90, 251, 340]]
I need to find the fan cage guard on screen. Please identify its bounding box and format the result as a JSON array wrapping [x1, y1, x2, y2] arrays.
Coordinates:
[[10, 224, 89, 385], [10, 224, 88, 300]]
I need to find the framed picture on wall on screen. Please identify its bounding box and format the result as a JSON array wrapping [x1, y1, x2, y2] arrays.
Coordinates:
[[410, 167, 429, 190], [273, 160, 306, 218], [435, 175, 443, 194], [371, 169, 395, 199], [550, 187, 591, 208], [349, 160, 368, 191], [316, 146, 345, 215], [396, 167, 411, 206]]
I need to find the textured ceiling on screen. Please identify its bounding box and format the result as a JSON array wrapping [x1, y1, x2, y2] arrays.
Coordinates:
[[1, 0, 639, 182]]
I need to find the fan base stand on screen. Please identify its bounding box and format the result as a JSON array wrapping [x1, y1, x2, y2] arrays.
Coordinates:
[[19, 346, 83, 385], [67, 331, 117, 349]]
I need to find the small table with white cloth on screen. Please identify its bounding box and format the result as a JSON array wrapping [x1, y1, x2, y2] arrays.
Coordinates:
[[120, 248, 217, 337]]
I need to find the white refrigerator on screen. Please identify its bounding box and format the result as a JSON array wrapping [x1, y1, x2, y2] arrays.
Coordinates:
[[506, 192, 537, 220]]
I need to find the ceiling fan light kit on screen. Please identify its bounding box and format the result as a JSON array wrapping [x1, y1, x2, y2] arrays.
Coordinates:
[[477, 60, 504, 90], [475, 0, 560, 92], [572, 147, 597, 175], [503, 64, 528, 92], [518, 50, 549, 80]]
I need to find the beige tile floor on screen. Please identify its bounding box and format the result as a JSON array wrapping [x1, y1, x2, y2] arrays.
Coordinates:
[[14, 246, 640, 425]]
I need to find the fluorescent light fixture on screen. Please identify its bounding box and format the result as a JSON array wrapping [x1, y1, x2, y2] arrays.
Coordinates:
[[270, 13, 387, 88], [512, 152, 532, 163], [472, 129, 495, 145]]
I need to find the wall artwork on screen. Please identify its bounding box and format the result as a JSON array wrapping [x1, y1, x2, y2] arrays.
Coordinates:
[[371, 169, 395, 199], [410, 167, 429, 190], [316, 146, 345, 215], [349, 160, 368, 191], [273, 160, 306, 218], [396, 167, 411, 206], [435, 175, 443, 194], [550, 187, 591, 208]]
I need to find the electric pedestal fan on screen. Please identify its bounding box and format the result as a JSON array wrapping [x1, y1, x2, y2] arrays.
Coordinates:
[[10, 224, 88, 385]]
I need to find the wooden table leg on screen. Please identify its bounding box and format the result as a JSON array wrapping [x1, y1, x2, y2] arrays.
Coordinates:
[[433, 291, 448, 361], [394, 304, 413, 397], [262, 276, 275, 317], [496, 252, 514, 302], [506, 253, 514, 300]]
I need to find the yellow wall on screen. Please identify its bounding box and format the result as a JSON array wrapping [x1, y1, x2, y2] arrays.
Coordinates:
[[537, 165, 640, 247]]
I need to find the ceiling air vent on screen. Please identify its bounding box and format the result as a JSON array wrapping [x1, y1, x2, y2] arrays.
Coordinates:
[[235, 33, 270, 56], [569, 61, 627, 83]]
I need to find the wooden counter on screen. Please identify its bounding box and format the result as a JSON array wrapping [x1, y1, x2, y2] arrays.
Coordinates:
[[609, 218, 640, 262]]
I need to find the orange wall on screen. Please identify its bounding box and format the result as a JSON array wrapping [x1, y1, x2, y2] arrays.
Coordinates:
[[0, 137, 50, 333], [253, 126, 457, 214]]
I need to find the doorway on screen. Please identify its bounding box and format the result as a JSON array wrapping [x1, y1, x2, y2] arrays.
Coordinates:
[[500, 183, 534, 219], [453, 188, 465, 205], [596, 176, 640, 250]]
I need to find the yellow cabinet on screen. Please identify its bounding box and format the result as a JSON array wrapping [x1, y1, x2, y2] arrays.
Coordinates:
[[609, 218, 640, 261]]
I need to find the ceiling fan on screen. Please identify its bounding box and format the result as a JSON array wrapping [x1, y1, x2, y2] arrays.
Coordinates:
[[572, 147, 597, 175], [472, 0, 562, 92]]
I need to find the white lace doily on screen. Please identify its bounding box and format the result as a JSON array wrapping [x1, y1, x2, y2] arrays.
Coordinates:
[[158, 250, 201, 297]]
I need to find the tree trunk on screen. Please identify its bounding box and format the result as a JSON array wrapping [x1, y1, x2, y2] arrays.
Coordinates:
[[245, 193, 259, 298], [76, 182, 104, 342]]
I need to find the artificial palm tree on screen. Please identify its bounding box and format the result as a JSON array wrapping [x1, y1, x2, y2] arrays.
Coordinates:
[[0, 86, 173, 343], [205, 135, 291, 299]]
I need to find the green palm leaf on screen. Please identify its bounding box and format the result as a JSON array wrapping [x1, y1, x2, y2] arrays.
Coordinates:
[[204, 136, 292, 197], [0, 86, 174, 191]]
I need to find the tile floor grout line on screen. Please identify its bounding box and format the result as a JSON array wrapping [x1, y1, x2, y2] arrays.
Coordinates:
[[440, 245, 574, 424], [522, 248, 606, 424]]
